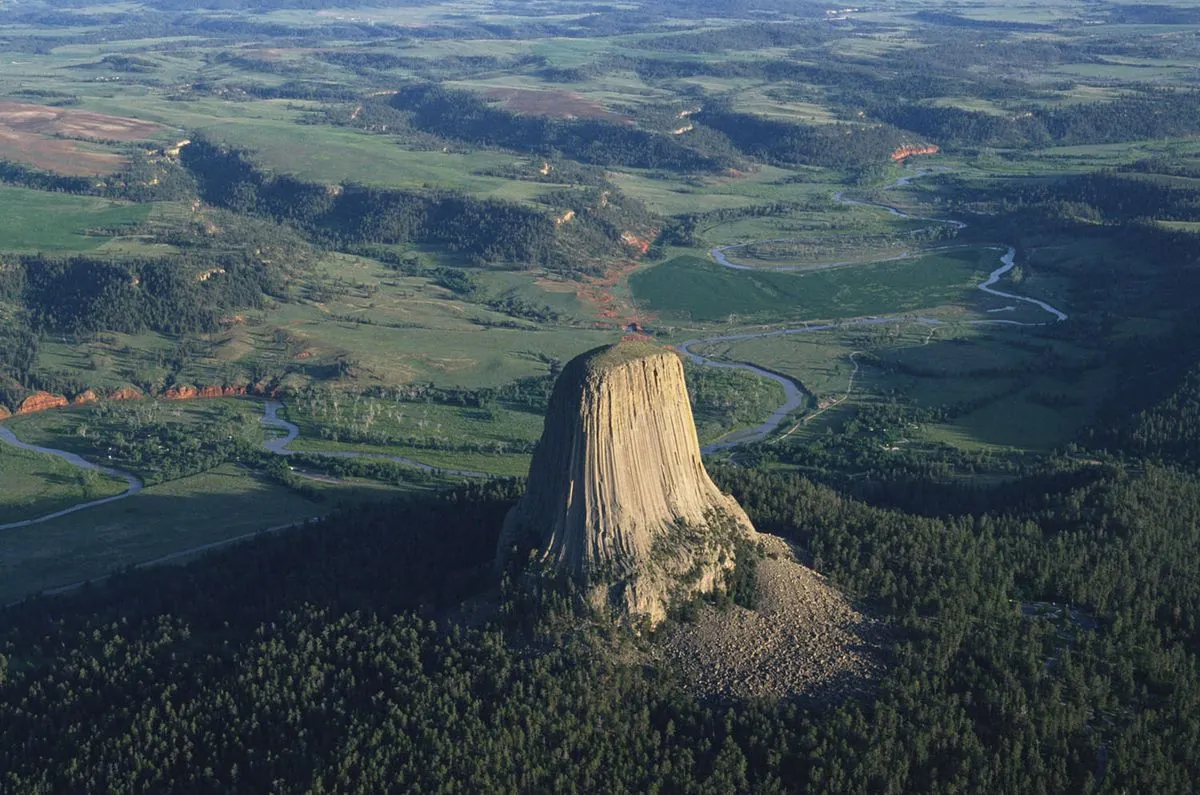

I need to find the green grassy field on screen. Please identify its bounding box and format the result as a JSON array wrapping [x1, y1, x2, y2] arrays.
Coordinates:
[[4, 399, 268, 476], [687, 316, 1112, 455], [282, 395, 543, 476], [0, 443, 128, 524], [29, 251, 616, 396], [0, 462, 419, 604], [0, 186, 151, 252], [633, 248, 998, 324]]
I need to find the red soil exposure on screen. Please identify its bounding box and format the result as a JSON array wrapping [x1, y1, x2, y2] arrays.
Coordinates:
[[0, 101, 164, 176], [482, 87, 632, 123], [164, 384, 199, 400], [890, 144, 939, 162], [72, 389, 100, 406], [569, 226, 660, 327], [164, 384, 247, 400], [574, 259, 650, 327], [620, 231, 652, 256], [16, 391, 69, 415], [110, 386, 145, 401], [0, 405, 10, 421]]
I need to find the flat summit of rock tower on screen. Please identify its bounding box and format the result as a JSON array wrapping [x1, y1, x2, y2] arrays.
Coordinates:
[[498, 340, 758, 625]]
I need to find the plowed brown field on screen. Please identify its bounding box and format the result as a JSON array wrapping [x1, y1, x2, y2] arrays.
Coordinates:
[[481, 87, 631, 123], [0, 102, 165, 175]]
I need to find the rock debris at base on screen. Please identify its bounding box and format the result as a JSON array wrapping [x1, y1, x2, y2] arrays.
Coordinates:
[[662, 535, 883, 700]]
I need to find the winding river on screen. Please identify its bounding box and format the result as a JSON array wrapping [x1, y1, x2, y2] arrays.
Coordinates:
[[0, 426, 144, 531], [686, 170, 1069, 451], [0, 169, 1069, 527], [0, 398, 489, 532], [260, 399, 489, 479]]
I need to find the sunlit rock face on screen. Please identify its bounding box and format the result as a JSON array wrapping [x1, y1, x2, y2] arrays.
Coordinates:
[[498, 340, 757, 626]]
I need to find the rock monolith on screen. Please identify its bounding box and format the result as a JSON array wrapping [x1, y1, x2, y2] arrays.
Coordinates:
[[498, 340, 757, 625]]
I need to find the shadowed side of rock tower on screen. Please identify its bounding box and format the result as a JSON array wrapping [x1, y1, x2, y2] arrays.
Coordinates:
[[498, 339, 758, 626]]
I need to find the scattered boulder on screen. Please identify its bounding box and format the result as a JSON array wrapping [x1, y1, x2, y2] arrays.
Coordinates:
[[662, 535, 882, 700]]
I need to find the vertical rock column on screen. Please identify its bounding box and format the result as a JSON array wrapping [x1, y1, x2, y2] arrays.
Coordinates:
[[499, 340, 757, 625]]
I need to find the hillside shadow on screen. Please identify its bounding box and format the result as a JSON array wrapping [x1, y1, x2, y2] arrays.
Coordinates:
[[1, 488, 511, 635]]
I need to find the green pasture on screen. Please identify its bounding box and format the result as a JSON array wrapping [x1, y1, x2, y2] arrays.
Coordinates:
[[4, 399, 267, 476], [0, 443, 127, 524], [286, 436, 532, 478], [0, 186, 151, 252], [0, 462, 415, 605], [691, 317, 1109, 454], [607, 165, 832, 217], [632, 249, 998, 324], [75, 94, 560, 200], [33, 253, 614, 396], [282, 395, 543, 477], [690, 326, 867, 403], [699, 208, 946, 269]]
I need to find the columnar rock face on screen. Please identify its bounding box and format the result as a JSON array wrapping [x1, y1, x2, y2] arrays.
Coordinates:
[[498, 340, 757, 625]]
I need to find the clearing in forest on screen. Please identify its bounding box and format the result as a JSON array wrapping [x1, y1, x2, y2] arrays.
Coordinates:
[[481, 87, 632, 123]]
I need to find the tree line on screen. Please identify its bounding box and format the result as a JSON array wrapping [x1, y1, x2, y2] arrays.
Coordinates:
[[181, 138, 558, 267], [389, 84, 729, 172]]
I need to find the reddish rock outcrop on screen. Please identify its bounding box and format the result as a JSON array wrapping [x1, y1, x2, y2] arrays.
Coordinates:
[[620, 231, 652, 256], [110, 386, 144, 401], [890, 144, 939, 162], [0, 405, 11, 421], [72, 389, 100, 405], [164, 384, 199, 400], [222, 384, 247, 396], [17, 391, 69, 415]]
